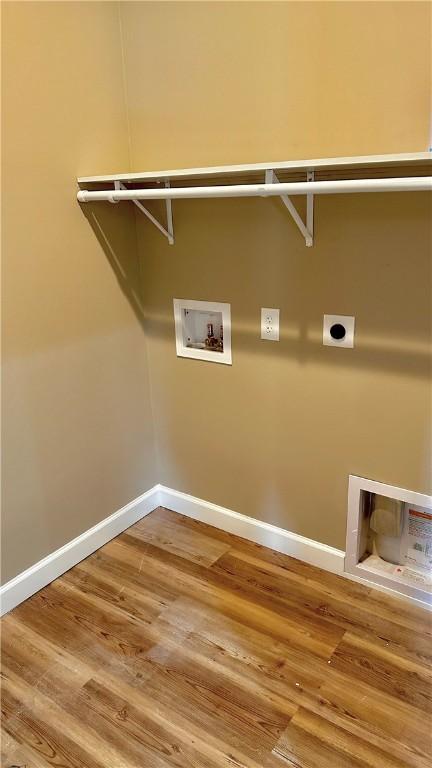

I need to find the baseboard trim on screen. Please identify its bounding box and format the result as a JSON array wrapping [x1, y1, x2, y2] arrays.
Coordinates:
[[0, 483, 346, 616], [158, 485, 345, 575], [0, 485, 161, 616]]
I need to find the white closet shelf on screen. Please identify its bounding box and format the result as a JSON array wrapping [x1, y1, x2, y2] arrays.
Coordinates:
[[77, 151, 432, 247], [78, 151, 431, 184]]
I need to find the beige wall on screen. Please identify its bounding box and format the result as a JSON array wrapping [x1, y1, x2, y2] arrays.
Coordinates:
[[1, 2, 156, 583], [121, 1, 431, 169], [121, 1, 432, 550]]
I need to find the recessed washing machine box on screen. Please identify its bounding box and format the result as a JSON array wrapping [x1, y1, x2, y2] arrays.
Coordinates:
[[173, 298, 232, 364], [323, 314, 355, 348], [346, 475, 432, 607]]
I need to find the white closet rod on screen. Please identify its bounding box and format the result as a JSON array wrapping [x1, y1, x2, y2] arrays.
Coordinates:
[[77, 176, 431, 203]]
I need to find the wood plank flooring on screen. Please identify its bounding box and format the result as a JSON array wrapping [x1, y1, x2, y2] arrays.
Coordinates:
[[1, 506, 431, 767]]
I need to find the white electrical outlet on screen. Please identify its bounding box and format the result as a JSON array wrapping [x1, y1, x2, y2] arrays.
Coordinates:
[[261, 308, 280, 341]]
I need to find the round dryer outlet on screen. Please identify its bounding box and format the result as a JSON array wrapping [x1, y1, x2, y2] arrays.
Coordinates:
[[323, 315, 355, 348]]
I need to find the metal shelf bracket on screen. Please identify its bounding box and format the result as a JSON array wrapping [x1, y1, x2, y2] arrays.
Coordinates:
[[265, 169, 314, 247], [113, 181, 174, 245]]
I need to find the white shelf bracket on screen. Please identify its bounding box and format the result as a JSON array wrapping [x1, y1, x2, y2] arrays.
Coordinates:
[[117, 181, 174, 245], [164, 181, 174, 245], [266, 169, 314, 247], [306, 170, 314, 247]]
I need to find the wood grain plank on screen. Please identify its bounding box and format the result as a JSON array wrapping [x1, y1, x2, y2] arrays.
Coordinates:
[[310, 670, 432, 765], [130, 510, 232, 566], [62, 557, 171, 625], [157, 596, 330, 702], [211, 549, 432, 652], [80, 676, 229, 768], [85, 670, 289, 768], [273, 707, 423, 768], [146, 597, 300, 721], [1, 725, 52, 768], [1, 669, 109, 768], [330, 631, 432, 713]]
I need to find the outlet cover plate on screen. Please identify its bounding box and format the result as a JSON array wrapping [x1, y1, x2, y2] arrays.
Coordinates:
[[323, 314, 355, 348], [261, 308, 280, 341]]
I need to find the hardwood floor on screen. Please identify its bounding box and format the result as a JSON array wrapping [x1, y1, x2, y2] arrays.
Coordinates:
[[1, 507, 431, 767]]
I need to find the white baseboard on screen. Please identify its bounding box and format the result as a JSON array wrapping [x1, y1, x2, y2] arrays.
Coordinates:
[[158, 485, 345, 575], [0, 483, 345, 617], [0, 485, 161, 616]]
